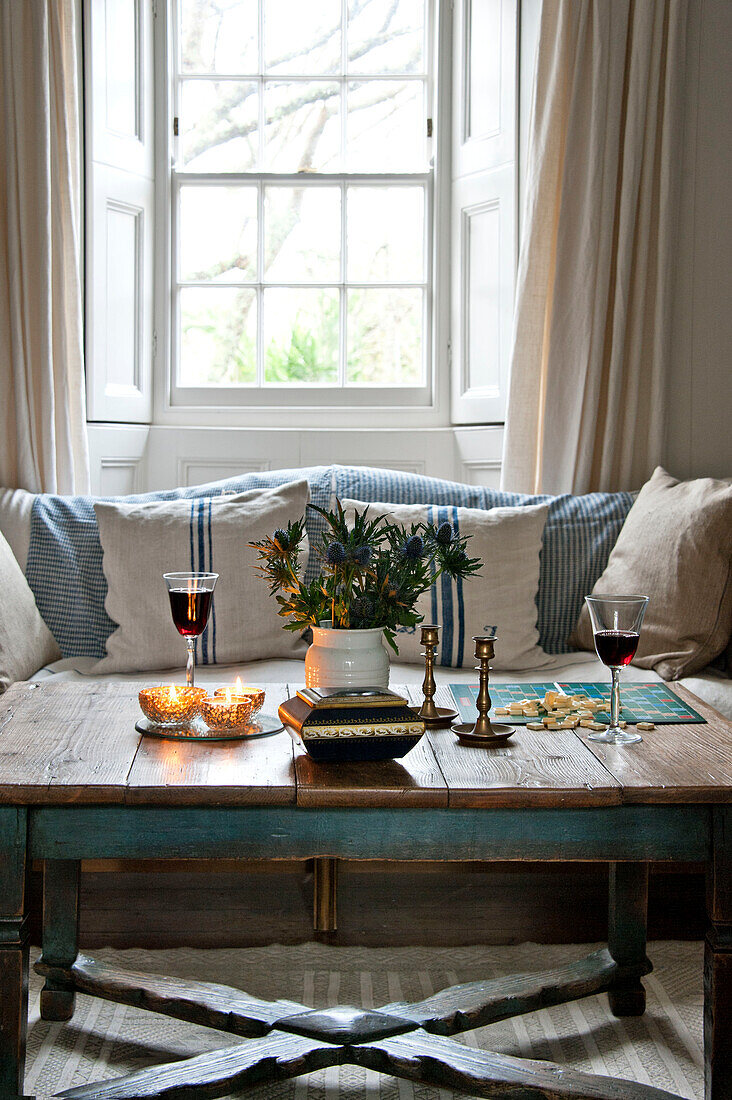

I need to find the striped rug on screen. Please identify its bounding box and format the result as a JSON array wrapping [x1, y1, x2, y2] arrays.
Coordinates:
[[26, 941, 703, 1099]]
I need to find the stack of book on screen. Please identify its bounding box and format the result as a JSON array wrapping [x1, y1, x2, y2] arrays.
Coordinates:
[[279, 687, 425, 762]]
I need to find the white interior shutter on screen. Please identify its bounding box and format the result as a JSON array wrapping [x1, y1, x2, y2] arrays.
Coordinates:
[[85, 0, 155, 423], [450, 0, 517, 424]]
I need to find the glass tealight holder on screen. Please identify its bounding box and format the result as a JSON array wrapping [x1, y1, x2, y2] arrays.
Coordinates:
[[214, 684, 265, 718], [200, 693, 255, 732], [138, 685, 207, 727]]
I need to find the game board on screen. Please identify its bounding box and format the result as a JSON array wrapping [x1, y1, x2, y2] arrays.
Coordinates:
[[449, 683, 556, 726], [449, 681, 706, 726], [556, 682, 705, 724]]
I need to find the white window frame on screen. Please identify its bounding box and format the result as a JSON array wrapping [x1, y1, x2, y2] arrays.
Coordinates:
[[152, 0, 453, 429]]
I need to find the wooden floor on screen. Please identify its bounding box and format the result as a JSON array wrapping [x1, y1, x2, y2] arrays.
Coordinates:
[[27, 861, 707, 949]]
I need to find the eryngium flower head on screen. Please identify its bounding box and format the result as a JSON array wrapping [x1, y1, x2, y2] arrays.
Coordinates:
[[353, 544, 372, 566], [436, 522, 454, 545], [326, 541, 346, 565], [402, 535, 424, 559], [273, 528, 289, 551], [350, 595, 374, 624]]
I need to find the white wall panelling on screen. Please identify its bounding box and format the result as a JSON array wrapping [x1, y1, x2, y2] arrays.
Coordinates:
[[454, 426, 504, 488], [454, 0, 516, 178], [452, 166, 515, 423], [86, 424, 149, 495], [87, 425, 506, 491], [85, 0, 155, 423], [451, 0, 517, 424]]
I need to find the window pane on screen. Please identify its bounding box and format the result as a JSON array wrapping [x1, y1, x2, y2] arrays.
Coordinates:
[[346, 81, 425, 171], [348, 0, 425, 75], [179, 80, 258, 171], [347, 288, 422, 384], [264, 0, 341, 74], [180, 0, 258, 74], [347, 187, 423, 282], [265, 187, 340, 282], [180, 186, 258, 283], [264, 82, 341, 172], [264, 288, 339, 383], [179, 287, 257, 384]]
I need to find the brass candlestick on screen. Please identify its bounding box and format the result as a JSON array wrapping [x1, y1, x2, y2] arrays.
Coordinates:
[[417, 625, 457, 727], [451, 635, 515, 746]]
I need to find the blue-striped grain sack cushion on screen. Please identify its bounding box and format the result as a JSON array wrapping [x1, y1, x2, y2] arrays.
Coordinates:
[[330, 466, 636, 654], [26, 467, 331, 658]]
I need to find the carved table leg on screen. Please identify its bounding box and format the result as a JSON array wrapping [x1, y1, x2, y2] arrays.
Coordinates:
[[40, 860, 80, 1022], [0, 807, 30, 1100], [705, 807, 732, 1099], [313, 857, 338, 932], [608, 862, 650, 1017]]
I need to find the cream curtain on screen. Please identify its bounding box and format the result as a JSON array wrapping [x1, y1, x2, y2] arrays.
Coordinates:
[[501, 0, 688, 495], [0, 0, 89, 494]]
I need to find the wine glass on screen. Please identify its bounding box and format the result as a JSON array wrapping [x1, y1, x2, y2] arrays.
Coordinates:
[[584, 595, 649, 744], [163, 572, 218, 687]]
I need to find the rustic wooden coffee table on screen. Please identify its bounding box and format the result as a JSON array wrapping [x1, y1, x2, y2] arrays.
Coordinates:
[[0, 679, 731, 1099]]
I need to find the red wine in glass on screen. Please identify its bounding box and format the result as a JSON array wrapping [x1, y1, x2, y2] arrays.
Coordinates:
[[168, 589, 213, 637], [584, 595, 648, 745], [593, 630, 640, 668], [163, 572, 218, 686]]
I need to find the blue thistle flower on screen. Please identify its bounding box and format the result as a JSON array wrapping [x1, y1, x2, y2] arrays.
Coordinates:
[[353, 544, 372, 566], [436, 522, 454, 545], [402, 535, 424, 560], [273, 528, 289, 550], [350, 595, 374, 624], [326, 541, 346, 565]]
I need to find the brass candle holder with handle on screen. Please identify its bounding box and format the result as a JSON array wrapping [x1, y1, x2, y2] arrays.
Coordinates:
[[417, 624, 458, 727], [452, 634, 516, 745]]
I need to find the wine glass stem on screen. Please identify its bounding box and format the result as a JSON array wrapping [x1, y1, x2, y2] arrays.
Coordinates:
[[186, 638, 196, 687], [610, 666, 621, 729]]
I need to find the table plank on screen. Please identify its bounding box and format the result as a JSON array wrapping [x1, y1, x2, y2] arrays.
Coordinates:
[[406, 686, 622, 809], [0, 683, 141, 804], [294, 685, 447, 808], [578, 684, 732, 804], [126, 685, 296, 806]]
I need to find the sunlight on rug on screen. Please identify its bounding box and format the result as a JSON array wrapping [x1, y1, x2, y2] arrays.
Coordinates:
[[26, 941, 703, 1099]]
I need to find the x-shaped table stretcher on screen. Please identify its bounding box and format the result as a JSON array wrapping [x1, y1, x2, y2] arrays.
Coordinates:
[[35, 947, 680, 1100]]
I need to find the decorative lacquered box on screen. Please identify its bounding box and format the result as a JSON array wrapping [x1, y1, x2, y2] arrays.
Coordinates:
[[279, 687, 425, 763]]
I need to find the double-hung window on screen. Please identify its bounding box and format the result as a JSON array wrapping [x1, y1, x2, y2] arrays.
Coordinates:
[[169, 0, 435, 410], [85, 0, 518, 439]]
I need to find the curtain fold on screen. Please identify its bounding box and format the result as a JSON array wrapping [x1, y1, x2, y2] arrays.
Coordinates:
[[0, 0, 89, 494], [501, 0, 688, 495]]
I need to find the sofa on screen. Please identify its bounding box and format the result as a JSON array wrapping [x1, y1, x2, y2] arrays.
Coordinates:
[[1, 463, 730, 718]]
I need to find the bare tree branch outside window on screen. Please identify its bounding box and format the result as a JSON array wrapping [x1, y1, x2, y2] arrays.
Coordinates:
[[174, 0, 429, 389]]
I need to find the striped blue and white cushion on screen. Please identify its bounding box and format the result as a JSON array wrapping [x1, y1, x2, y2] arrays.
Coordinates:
[[331, 466, 636, 655], [341, 497, 551, 670], [26, 467, 331, 658]]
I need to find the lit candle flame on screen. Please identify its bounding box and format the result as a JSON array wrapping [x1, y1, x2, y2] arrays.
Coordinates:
[[169, 684, 178, 701], [235, 676, 243, 694], [225, 686, 232, 704]]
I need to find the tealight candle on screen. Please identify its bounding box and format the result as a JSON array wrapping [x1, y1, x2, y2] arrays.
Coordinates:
[[138, 685, 207, 726], [200, 688, 254, 732], [214, 678, 265, 717]]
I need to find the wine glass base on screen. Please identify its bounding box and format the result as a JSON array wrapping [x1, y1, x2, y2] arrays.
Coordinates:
[[587, 728, 643, 745]]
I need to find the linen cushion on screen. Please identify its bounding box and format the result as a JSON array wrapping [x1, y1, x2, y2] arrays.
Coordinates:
[[0, 488, 34, 571], [340, 498, 552, 669], [570, 467, 732, 680], [94, 481, 310, 674], [0, 529, 61, 691], [332, 465, 636, 654], [9, 467, 331, 659]]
